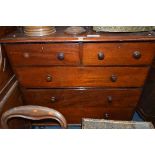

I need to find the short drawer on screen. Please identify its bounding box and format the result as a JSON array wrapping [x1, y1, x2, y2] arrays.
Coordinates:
[[4, 43, 80, 66], [15, 67, 149, 88], [22, 88, 141, 108], [83, 43, 155, 65]]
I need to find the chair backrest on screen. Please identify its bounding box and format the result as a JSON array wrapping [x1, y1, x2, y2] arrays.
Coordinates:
[[1, 105, 67, 129]]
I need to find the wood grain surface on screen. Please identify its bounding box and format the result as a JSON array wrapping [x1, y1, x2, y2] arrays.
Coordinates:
[[14, 67, 149, 88]]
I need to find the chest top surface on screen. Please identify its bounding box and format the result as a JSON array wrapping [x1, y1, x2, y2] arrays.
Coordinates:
[[1, 27, 155, 43]]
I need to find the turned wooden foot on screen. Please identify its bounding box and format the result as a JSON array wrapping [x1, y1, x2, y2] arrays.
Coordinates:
[[1, 105, 67, 129]]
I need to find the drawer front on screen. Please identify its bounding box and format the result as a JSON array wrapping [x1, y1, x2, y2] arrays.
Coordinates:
[[15, 67, 149, 88], [31, 108, 134, 124], [83, 43, 155, 65], [22, 89, 141, 108], [57, 108, 134, 124], [22, 89, 137, 124], [4, 43, 80, 66]]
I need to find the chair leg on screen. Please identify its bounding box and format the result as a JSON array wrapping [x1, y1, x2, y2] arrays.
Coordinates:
[[1, 105, 67, 129]]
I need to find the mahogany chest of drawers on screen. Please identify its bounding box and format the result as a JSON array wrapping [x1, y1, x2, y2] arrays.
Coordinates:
[[1, 28, 155, 125]]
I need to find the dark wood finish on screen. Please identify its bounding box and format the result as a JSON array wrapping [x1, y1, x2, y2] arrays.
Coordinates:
[[0, 47, 13, 90], [0, 26, 16, 90], [22, 88, 141, 108], [83, 43, 155, 65], [1, 27, 155, 127], [0, 26, 26, 128], [4, 43, 80, 66], [30, 108, 134, 126], [1, 105, 67, 128], [21, 88, 140, 124], [14, 67, 149, 88], [43, 43, 80, 65], [22, 107, 136, 124], [0, 27, 16, 38], [0, 81, 25, 128], [48, 107, 134, 124]]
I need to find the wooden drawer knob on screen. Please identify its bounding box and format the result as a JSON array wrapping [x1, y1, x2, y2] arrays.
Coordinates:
[[98, 51, 104, 60], [104, 113, 110, 119], [46, 75, 52, 82], [51, 96, 56, 103], [57, 52, 64, 60], [133, 51, 141, 59], [110, 74, 117, 82], [107, 96, 112, 103]]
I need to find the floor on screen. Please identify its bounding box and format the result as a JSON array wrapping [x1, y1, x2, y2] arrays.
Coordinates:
[[32, 112, 144, 129]]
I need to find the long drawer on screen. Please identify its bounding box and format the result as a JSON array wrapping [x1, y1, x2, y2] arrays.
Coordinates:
[[30, 107, 135, 124], [54, 108, 134, 124], [83, 43, 155, 65], [59, 108, 135, 124], [22, 88, 139, 124], [15, 67, 149, 88], [4, 43, 80, 66], [22, 88, 141, 108]]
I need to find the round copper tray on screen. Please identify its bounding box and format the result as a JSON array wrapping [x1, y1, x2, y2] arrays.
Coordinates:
[[64, 26, 86, 35], [24, 26, 56, 36]]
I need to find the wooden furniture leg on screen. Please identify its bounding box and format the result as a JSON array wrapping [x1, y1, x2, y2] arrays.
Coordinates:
[[1, 105, 67, 129]]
